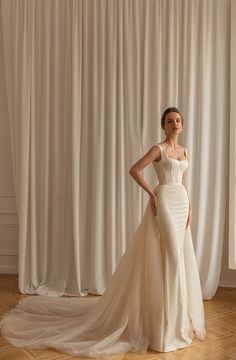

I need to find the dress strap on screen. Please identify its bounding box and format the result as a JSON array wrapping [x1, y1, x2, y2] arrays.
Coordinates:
[[156, 144, 163, 152]]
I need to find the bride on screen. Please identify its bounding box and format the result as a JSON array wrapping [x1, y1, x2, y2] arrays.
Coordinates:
[[0, 107, 206, 357]]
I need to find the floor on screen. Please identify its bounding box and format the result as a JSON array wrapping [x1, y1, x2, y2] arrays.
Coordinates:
[[0, 275, 236, 360]]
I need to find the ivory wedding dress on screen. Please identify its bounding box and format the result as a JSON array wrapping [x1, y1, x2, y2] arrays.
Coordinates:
[[1, 144, 206, 357]]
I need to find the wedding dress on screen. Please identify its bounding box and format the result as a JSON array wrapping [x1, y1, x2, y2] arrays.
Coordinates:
[[0, 144, 206, 357]]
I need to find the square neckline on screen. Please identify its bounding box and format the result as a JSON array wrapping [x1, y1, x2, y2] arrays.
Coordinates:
[[157, 144, 188, 162]]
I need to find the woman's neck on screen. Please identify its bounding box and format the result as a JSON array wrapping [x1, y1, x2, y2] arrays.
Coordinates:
[[164, 135, 179, 149]]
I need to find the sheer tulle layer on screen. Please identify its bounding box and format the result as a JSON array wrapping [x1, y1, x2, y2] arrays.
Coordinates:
[[1, 184, 206, 357]]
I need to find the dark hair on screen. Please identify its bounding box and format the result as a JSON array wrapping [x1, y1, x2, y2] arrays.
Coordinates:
[[161, 107, 184, 128]]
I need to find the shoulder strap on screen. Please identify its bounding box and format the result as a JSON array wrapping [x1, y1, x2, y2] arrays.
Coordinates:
[[157, 144, 163, 152]]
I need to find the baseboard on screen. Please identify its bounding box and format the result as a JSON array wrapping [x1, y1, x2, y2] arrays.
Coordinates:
[[0, 265, 18, 274], [219, 280, 236, 288]]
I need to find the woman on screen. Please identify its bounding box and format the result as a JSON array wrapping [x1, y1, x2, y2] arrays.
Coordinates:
[[1, 107, 206, 357]]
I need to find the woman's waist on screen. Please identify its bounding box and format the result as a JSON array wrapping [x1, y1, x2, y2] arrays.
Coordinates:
[[153, 183, 187, 194], [155, 182, 184, 186]]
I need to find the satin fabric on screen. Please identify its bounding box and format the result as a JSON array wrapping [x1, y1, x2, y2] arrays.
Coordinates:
[[0, 144, 206, 357]]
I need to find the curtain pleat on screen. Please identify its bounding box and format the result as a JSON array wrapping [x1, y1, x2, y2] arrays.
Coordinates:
[[0, 0, 231, 299]]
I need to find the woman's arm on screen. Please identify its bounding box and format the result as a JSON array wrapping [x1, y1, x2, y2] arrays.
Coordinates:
[[129, 145, 161, 215]]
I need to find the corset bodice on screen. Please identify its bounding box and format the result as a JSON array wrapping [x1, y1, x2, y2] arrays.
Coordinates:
[[152, 144, 188, 185]]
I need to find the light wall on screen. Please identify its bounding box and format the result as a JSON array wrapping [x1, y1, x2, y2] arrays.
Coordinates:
[[219, 190, 236, 287], [0, 41, 18, 273], [218, 0, 236, 287]]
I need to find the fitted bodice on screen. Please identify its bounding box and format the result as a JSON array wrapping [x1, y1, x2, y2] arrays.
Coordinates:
[[152, 144, 188, 185]]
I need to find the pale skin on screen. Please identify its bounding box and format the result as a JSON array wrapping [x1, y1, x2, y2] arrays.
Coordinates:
[[129, 111, 192, 230]]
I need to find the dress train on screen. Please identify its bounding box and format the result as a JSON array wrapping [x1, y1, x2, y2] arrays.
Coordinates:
[[0, 144, 206, 357]]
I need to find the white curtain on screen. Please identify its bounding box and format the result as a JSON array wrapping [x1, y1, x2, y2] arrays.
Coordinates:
[[0, 0, 231, 299]]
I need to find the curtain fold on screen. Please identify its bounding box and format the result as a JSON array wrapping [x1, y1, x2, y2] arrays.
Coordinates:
[[0, 0, 231, 299]]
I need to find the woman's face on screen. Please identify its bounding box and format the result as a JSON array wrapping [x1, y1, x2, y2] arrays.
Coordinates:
[[163, 112, 183, 135]]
